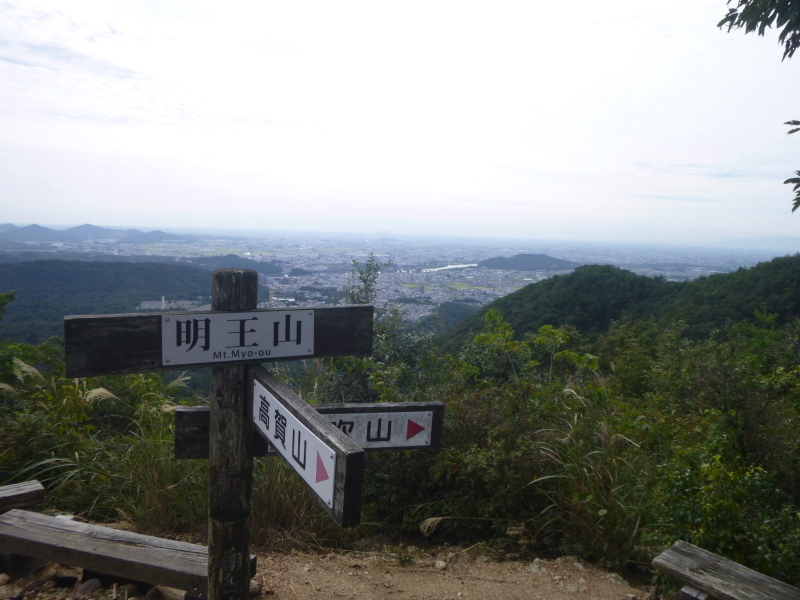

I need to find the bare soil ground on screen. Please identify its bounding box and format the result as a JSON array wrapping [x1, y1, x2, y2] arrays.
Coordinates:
[[254, 549, 655, 600], [0, 550, 658, 600]]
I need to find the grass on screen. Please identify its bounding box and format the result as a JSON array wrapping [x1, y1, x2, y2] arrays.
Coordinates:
[[20, 402, 349, 546]]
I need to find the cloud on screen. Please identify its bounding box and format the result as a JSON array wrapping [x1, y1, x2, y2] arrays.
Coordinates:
[[0, 42, 137, 78], [1, 1, 798, 244], [457, 198, 534, 207], [620, 193, 721, 204], [634, 161, 783, 180]]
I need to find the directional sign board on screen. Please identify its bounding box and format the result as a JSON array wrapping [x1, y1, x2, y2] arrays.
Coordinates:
[[64, 305, 372, 378], [249, 366, 364, 528], [174, 402, 444, 458], [315, 403, 443, 450], [163, 310, 314, 367]]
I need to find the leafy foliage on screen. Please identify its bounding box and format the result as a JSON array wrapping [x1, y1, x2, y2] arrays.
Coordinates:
[[418, 301, 481, 333], [342, 253, 392, 305], [719, 0, 800, 60], [782, 120, 800, 212], [719, 1, 800, 209], [0, 290, 14, 321]]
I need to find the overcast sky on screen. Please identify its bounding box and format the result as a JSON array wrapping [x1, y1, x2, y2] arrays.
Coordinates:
[[1, 1, 799, 244]]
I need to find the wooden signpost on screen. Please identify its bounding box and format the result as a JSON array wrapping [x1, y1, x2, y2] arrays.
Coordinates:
[[205, 270, 255, 600], [63, 269, 445, 600]]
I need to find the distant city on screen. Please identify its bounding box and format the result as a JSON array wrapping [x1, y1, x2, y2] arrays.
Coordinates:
[[0, 223, 793, 322]]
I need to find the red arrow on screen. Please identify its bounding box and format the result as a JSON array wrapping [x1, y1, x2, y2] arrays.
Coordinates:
[[406, 419, 426, 440], [315, 451, 330, 483]]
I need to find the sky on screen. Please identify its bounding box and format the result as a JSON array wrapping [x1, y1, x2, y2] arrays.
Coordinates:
[[1, 1, 799, 244]]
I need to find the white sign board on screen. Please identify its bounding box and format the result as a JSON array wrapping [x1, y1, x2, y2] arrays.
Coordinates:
[[162, 310, 314, 367], [325, 411, 433, 449], [252, 379, 337, 508]]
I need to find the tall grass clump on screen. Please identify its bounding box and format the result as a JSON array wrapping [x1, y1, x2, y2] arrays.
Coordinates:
[[11, 369, 210, 535], [250, 457, 354, 548], [533, 405, 650, 569]]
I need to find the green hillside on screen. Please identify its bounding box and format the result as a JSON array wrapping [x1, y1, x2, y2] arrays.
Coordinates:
[[444, 255, 800, 349], [419, 301, 482, 332], [0, 260, 214, 343], [0, 251, 283, 275]]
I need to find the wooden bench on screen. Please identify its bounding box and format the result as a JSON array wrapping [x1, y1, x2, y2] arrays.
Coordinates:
[[0, 480, 45, 514], [0, 509, 255, 596], [652, 540, 800, 600]]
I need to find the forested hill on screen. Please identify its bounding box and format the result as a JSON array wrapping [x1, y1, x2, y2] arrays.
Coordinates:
[[477, 253, 581, 271], [0, 260, 212, 343], [0, 251, 283, 275], [443, 254, 800, 349]]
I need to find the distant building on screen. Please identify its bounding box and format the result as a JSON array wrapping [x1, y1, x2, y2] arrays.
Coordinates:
[[139, 296, 201, 310]]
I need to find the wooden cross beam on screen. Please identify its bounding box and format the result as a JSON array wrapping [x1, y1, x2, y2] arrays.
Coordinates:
[[65, 305, 373, 378], [173, 402, 446, 458]]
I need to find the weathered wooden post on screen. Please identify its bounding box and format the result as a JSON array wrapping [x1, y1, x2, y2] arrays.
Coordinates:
[[207, 269, 256, 600]]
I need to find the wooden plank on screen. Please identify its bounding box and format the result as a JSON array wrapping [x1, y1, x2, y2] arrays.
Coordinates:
[[65, 305, 373, 377], [250, 366, 364, 528], [64, 313, 161, 379], [652, 541, 800, 600], [0, 481, 45, 514], [175, 407, 271, 460], [175, 401, 444, 459], [0, 509, 254, 595]]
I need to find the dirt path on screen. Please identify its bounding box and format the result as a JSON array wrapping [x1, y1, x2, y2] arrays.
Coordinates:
[[255, 550, 653, 600], [0, 551, 655, 600]]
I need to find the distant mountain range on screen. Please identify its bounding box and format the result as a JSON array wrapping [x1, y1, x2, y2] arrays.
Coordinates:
[[0, 223, 187, 244], [478, 253, 581, 271]]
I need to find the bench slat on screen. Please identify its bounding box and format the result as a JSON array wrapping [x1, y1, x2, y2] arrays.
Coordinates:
[[0, 481, 45, 513], [652, 541, 800, 600], [0, 509, 242, 595]]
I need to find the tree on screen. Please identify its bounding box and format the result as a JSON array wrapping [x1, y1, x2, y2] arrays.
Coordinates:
[[342, 253, 392, 305], [719, 0, 800, 60], [719, 1, 800, 210], [781, 118, 800, 212], [0, 291, 14, 382], [0, 290, 14, 322]]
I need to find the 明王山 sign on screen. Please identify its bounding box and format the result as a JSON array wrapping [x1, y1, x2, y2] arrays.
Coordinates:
[[162, 310, 314, 366]]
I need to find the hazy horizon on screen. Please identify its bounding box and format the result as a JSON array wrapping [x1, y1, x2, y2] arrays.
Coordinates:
[[2, 1, 799, 245], [4, 219, 800, 256]]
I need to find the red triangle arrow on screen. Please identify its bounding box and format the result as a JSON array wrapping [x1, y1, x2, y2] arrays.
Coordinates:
[[406, 419, 426, 440], [315, 451, 330, 483]]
